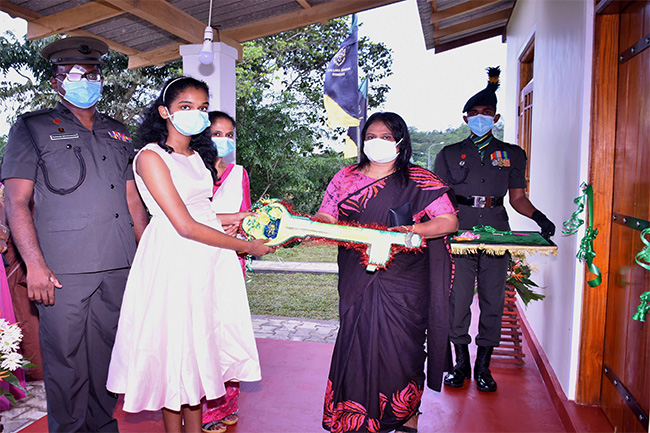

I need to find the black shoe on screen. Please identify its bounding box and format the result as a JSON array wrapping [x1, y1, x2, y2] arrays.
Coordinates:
[[444, 344, 470, 388], [474, 346, 497, 392]]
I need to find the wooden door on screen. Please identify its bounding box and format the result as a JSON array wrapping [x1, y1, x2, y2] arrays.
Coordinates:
[[518, 79, 533, 191], [601, 2, 650, 431]]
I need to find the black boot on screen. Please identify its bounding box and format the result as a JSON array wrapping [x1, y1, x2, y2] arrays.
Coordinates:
[[443, 344, 470, 387], [474, 346, 497, 392]]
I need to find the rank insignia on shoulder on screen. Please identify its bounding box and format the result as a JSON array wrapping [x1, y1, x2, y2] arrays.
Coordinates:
[[490, 151, 510, 167], [108, 131, 132, 143]]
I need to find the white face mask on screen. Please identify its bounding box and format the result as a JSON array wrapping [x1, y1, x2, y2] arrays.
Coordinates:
[[363, 138, 402, 163], [211, 137, 236, 157], [165, 108, 210, 136]]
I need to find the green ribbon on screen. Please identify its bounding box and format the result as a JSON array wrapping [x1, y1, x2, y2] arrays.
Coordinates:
[[631, 229, 650, 321], [472, 225, 512, 236], [632, 291, 650, 322], [578, 226, 601, 287], [244, 255, 255, 283], [563, 183, 602, 287], [634, 227, 650, 271], [562, 188, 585, 235]]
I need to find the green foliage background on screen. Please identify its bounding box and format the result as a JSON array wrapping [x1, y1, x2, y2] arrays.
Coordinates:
[[0, 20, 503, 214], [410, 122, 504, 170], [0, 19, 391, 214]]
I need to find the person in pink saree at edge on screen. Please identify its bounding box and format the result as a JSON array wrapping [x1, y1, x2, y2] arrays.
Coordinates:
[[314, 112, 459, 433]]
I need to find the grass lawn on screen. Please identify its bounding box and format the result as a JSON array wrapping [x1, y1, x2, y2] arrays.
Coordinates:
[[259, 240, 337, 262], [246, 241, 340, 321]]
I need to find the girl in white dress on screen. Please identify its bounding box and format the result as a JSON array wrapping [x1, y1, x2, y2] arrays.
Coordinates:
[[107, 77, 271, 433]]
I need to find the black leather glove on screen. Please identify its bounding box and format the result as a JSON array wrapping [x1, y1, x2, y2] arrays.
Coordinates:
[[532, 210, 555, 239]]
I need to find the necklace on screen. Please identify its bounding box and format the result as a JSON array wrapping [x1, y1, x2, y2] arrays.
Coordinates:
[[363, 165, 395, 179]]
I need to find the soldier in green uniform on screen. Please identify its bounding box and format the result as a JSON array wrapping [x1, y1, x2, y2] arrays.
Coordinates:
[[434, 67, 554, 393], [1, 37, 149, 431]]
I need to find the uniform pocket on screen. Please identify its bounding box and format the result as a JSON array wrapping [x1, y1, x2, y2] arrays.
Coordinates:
[[39, 147, 86, 193], [47, 215, 89, 232]]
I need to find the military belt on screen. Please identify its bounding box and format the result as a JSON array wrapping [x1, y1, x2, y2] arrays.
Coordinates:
[[456, 195, 504, 208]]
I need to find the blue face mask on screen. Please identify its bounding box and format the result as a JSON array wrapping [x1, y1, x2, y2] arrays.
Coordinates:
[[61, 78, 102, 109], [467, 114, 495, 137], [167, 109, 210, 136], [211, 137, 236, 157]]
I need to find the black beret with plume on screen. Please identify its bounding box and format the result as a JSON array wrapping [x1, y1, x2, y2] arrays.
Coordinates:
[[463, 66, 501, 113]]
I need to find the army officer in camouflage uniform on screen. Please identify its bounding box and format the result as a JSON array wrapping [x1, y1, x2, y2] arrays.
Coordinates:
[[434, 67, 554, 393], [1, 37, 149, 432]]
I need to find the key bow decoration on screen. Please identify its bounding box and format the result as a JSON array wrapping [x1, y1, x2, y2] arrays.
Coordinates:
[[241, 199, 423, 272]]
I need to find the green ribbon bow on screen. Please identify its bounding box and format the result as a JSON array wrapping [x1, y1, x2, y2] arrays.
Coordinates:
[[634, 227, 650, 272], [563, 183, 601, 287], [562, 189, 585, 235], [472, 225, 512, 236], [631, 229, 650, 321], [632, 291, 650, 322]]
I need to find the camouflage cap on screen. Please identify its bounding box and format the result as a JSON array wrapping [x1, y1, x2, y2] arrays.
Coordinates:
[[40, 36, 109, 65]]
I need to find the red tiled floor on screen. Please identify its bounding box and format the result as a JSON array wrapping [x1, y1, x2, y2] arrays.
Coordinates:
[[19, 338, 611, 433], [20, 301, 613, 433]]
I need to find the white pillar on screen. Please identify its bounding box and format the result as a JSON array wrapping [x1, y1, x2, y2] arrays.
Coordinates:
[[179, 42, 238, 164]]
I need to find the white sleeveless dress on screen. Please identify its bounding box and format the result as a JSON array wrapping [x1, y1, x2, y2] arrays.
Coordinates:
[[106, 144, 260, 413]]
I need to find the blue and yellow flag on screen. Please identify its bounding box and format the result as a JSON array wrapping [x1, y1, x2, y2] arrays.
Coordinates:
[[324, 15, 360, 128], [344, 77, 368, 158]]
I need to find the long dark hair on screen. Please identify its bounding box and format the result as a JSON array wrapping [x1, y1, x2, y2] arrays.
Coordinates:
[[137, 76, 218, 182], [208, 110, 236, 129], [356, 112, 412, 184]]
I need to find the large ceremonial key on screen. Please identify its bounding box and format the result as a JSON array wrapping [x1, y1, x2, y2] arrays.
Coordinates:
[[242, 200, 423, 272]]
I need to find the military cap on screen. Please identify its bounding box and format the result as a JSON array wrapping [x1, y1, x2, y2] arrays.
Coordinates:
[[463, 66, 501, 113], [40, 36, 109, 65]]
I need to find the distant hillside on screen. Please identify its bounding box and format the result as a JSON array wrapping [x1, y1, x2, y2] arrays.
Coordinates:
[[410, 122, 504, 171]]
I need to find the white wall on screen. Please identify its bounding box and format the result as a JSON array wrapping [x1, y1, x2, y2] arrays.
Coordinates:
[[504, 0, 594, 399]]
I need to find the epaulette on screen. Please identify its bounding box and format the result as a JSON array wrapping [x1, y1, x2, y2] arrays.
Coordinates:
[[18, 108, 55, 120]]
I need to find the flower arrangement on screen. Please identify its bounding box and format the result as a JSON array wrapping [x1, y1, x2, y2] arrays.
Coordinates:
[[0, 318, 31, 403], [241, 198, 284, 242], [507, 257, 545, 306]]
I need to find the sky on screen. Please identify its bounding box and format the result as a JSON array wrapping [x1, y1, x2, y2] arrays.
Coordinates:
[[0, 0, 507, 135], [357, 0, 507, 132]]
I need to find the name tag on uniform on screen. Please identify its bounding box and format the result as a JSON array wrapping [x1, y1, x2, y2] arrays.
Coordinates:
[[50, 133, 79, 141], [490, 151, 510, 167]]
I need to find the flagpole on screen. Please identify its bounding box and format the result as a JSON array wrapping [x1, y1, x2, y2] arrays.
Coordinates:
[[356, 123, 361, 163]]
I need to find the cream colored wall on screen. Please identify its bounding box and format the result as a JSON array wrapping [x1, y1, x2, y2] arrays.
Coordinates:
[[503, 0, 594, 400]]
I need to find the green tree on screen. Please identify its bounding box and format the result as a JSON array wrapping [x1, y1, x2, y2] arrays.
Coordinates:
[[0, 18, 393, 212], [236, 18, 392, 137], [410, 122, 505, 170], [0, 135, 6, 158], [234, 18, 392, 211], [0, 31, 181, 135], [236, 92, 347, 214]]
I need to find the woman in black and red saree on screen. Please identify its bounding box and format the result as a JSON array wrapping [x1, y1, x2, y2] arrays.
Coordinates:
[[315, 112, 459, 433]]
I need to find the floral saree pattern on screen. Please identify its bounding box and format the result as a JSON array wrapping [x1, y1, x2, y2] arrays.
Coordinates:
[[321, 166, 455, 432]]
